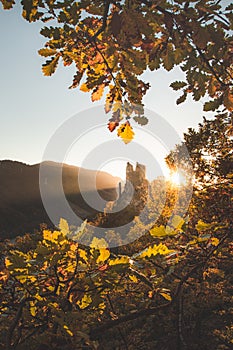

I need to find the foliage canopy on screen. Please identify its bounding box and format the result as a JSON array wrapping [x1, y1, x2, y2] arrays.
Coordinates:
[[1, 0, 233, 141]]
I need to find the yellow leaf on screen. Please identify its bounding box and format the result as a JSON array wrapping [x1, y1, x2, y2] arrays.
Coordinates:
[[109, 256, 130, 265], [77, 294, 92, 309], [195, 220, 212, 231], [47, 285, 55, 292], [138, 243, 173, 258], [38, 48, 57, 57], [129, 275, 138, 283], [43, 229, 60, 243], [29, 301, 36, 317], [97, 249, 110, 263], [79, 248, 88, 263], [63, 325, 73, 336], [148, 291, 153, 298], [35, 294, 44, 301], [59, 218, 69, 236], [171, 215, 185, 230], [160, 292, 172, 301], [150, 225, 167, 238], [5, 257, 12, 267], [42, 55, 60, 76], [112, 101, 122, 112], [90, 237, 110, 263], [210, 237, 219, 246], [117, 122, 135, 144]]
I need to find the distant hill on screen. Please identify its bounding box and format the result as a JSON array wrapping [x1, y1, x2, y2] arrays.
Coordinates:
[[0, 160, 120, 239]]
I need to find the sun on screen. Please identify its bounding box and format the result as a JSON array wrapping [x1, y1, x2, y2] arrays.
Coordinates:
[[169, 171, 187, 186]]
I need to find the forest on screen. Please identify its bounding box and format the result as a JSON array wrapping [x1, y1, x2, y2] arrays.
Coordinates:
[[0, 1, 232, 349]]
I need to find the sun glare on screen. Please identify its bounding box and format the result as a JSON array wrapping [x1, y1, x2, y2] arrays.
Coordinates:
[[169, 171, 187, 186]]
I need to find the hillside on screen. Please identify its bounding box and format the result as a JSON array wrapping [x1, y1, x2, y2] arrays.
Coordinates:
[[0, 160, 120, 239]]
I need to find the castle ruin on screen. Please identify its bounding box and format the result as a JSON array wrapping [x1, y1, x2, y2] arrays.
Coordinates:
[[111, 162, 148, 222], [97, 162, 149, 227]]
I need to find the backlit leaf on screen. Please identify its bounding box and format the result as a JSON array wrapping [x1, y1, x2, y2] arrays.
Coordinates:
[[109, 256, 130, 265], [160, 292, 172, 301], [171, 215, 185, 230], [90, 237, 110, 263], [138, 243, 173, 258], [210, 237, 220, 246], [77, 294, 92, 309], [129, 274, 138, 283], [117, 122, 135, 144], [63, 325, 73, 336], [59, 218, 69, 236]]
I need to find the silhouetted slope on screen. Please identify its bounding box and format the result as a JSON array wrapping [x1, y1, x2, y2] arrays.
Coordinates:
[[0, 160, 119, 239]]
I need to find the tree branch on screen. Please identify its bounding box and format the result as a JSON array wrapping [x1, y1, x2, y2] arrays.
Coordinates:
[[6, 297, 33, 350], [92, 0, 112, 40]]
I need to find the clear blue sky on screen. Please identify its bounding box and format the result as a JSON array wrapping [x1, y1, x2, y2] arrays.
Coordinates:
[[0, 2, 221, 179]]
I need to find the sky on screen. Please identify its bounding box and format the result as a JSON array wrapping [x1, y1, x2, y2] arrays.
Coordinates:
[[0, 2, 224, 180]]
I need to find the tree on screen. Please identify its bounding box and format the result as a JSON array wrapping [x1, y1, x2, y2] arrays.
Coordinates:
[[1, 0, 233, 142]]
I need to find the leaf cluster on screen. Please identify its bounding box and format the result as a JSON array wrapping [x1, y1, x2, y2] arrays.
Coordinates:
[[1, 0, 232, 141]]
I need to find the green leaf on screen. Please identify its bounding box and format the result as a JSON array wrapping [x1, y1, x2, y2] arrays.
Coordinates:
[[163, 51, 174, 71], [170, 81, 187, 91], [176, 92, 187, 105], [40, 27, 52, 38], [42, 55, 60, 76], [203, 98, 222, 111], [133, 116, 148, 125]]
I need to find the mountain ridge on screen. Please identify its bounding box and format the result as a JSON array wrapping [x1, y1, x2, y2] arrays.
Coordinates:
[[0, 160, 120, 239]]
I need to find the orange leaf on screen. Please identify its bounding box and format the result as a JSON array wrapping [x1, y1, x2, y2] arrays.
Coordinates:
[[108, 121, 119, 132], [91, 84, 104, 102]]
